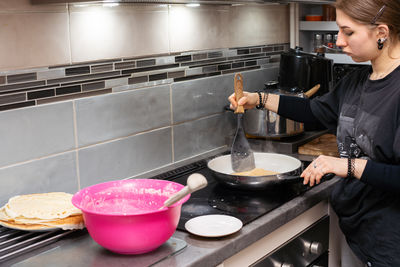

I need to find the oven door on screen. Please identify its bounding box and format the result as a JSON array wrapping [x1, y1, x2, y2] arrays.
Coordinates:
[[251, 216, 329, 267]]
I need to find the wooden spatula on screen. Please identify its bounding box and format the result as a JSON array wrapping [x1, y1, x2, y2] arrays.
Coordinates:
[[230, 73, 255, 172]]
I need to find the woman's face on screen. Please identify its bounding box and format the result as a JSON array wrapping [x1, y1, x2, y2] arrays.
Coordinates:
[[336, 9, 379, 62]]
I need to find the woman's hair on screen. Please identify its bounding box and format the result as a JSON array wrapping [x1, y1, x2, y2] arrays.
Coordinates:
[[335, 0, 400, 43]]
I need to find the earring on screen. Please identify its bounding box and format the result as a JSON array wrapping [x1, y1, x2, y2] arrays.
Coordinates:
[[377, 37, 387, 50]]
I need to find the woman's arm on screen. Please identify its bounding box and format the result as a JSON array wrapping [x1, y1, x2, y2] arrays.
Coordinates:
[[228, 92, 280, 113], [303, 156, 400, 193], [301, 156, 367, 186]]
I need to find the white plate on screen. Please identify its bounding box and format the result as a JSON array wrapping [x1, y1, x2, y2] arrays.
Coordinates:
[[185, 214, 243, 237]]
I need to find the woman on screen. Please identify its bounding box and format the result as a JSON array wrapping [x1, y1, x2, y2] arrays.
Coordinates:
[[229, 0, 400, 266]]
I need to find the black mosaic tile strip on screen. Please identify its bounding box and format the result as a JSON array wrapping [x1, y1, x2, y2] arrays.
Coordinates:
[[56, 85, 81, 95], [128, 76, 148, 84], [47, 71, 121, 85], [250, 48, 262, 53], [0, 84, 60, 96], [181, 58, 227, 67], [49, 58, 122, 69], [0, 100, 35, 112], [175, 55, 192, 63], [237, 48, 250, 55], [208, 51, 223, 58], [173, 71, 220, 82], [137, 59, 156, 68], [0, 93, 26, 105], [227, 53, 266, 61], [59, 74, 130, 87], [0, 81, 46, 93], [121, 64, 179, 75], [0, 43, 287, 113], [263, 46, 274, 52], [217, 64, 231, 71], [65, 66, 91, 76], [245, 60, 257, 66], [149, 73, 167, 82], [91, 63, 114, 73], [7, 72, 37, 84], [232, 62, 245, 69], [27, 89, 55, 100], [82, 81, 105, 92], [193, 53, 207, 60], [37, 89, 112, 105], [115, 61, 135, 70], [167, 70, 185, 79], [221, 65, 260, 75]]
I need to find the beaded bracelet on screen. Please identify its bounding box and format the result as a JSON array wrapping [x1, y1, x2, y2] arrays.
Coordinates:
[[347, 157, 355, 178], [256, 91, 264, 109]]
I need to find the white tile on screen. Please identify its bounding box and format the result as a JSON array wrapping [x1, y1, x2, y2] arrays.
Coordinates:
[[0, 12, 70, 71], [69, 4, 170, 63]]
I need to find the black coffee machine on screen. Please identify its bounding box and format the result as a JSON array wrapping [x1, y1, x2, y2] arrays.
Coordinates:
[[277, 47, 333, 97]]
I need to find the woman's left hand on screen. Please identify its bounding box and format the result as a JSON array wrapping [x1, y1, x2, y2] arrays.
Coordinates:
[[301, 155, 348, 186]]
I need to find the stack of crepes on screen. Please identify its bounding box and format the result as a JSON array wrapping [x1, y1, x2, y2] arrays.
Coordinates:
[[0, 192, 84, 231]]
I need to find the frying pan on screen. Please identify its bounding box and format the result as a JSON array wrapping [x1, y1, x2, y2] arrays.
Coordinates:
[[207, 152, 303, 190]]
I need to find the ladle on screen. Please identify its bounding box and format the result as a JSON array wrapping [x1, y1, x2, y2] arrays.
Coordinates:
[[161, 173, 208, 209]]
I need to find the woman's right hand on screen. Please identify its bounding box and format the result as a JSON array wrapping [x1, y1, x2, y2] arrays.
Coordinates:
[[228, 91, 259, 111]]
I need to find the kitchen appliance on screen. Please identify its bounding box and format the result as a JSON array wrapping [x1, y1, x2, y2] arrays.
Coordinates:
[[279, 47, 333, 97], [243, 47, 333, 139], [243, 83, 320, 139], [252, 216, 329, 267], [71, 179, 190, 255], [207, 152, 302, 190]]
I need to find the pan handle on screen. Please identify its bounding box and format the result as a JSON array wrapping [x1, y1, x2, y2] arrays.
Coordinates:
[[277, 172, 335, 181]]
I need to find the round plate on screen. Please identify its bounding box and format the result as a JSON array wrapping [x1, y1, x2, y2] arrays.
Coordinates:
[[185, 214, 243, 237], [0, 221, 61, 232]]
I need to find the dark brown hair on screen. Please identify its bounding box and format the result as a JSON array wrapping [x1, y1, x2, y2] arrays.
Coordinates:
[[335, 0, 400, 43]]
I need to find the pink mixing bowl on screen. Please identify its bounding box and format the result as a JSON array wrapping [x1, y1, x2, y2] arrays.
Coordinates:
[[71, 179, 190, 254]]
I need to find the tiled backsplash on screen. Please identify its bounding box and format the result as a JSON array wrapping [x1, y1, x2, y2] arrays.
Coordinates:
[[0, 44, 286, 112], [0, 44, 283, 204]]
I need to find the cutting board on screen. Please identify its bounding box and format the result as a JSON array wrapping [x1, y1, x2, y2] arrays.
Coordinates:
[[298, 133, 339, 157]]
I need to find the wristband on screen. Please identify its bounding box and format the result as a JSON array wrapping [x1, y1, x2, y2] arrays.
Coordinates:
[[347, 157, 355, 178]]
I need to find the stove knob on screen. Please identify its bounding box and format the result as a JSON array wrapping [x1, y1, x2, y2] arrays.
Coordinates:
[[300, 238, 323, 255], [309, 241, 323, 255]]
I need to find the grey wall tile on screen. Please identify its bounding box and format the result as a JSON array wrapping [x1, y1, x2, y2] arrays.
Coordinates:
[[78, 127, 172, 188], [241, 67, 279, 92], [172, 74, 234, 124], [0, 102, 75, 167], [75, 85, 171, 147], [0, 152, 78, 205], [173, 113, 233, 162]]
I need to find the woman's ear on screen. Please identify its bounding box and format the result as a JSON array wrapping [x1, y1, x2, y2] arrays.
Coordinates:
[[376, 24, 389, 39]]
